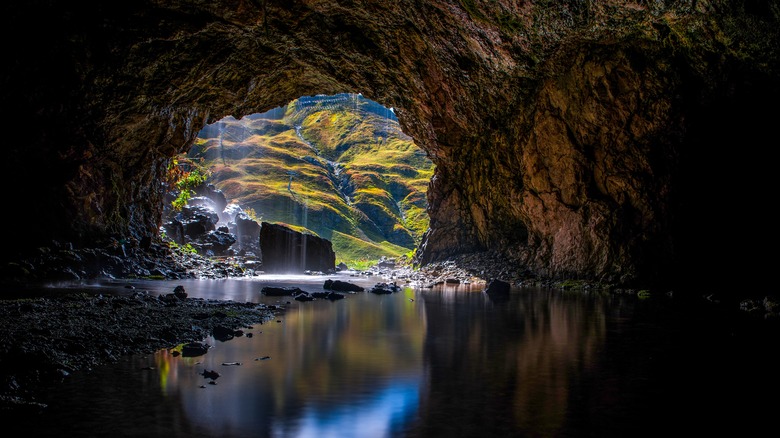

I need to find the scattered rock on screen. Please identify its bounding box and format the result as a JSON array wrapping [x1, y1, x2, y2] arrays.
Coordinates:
[[173, 285, 187, 300], [370, 282, 400, 294], [311, 291, 344, 300], [262, 286, 305, 296], [294, 292, 314, 301], [201, 370, 220, 380], [0, 292, 277, 412], [213, 326, 240, 342], [323, 279, 364, 292], [182, 342, 211, 357]]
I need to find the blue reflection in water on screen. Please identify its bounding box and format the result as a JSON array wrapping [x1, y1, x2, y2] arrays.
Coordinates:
[[156, 275, 426, 437], [9, 275, 780, 437], [278, 378, 420, 438]]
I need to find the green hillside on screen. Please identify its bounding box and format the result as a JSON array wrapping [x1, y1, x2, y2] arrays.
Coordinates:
[[189, 93, 434, 264]]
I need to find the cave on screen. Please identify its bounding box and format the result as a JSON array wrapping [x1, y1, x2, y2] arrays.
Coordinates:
[[3, 1, 780, 294]]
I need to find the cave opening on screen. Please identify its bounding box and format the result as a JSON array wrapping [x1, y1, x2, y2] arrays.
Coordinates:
[[168, 93, 434, 270]]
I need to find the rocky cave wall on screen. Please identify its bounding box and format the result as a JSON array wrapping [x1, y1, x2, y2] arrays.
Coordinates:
[[4, 1, 779, 290]]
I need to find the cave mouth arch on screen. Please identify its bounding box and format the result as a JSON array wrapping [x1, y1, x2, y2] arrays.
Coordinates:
[[180, 93, 435, 268], [5, 1, 779, 292]]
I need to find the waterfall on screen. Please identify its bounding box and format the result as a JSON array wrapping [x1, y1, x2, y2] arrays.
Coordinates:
[[219, 122, 225, 164]]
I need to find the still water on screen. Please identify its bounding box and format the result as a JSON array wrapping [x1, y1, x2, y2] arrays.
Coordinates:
[[8, 274, 780, 437]]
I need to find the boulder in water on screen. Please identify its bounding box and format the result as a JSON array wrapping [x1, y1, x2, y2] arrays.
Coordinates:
[[182, 342, 210, 357], [261, 286, 305, 296], [323, 279, 364, 292], [483, 279, 511, 295]]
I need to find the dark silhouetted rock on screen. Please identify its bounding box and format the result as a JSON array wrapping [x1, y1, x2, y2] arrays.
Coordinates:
[[173, 285, 187, 300], [370, 282, 400, 294], [259, 222, 335, 273], [201, 369, 220, 380], [213, 325, 239, 342], [161, 218, 186, 245], [182, 342, 210, 357], [294, 292, 314, 301], [483, 279, 511, 295], [324, 279, 364, 292], [311, 291, 345, 300], [261, 286, 305, 296]]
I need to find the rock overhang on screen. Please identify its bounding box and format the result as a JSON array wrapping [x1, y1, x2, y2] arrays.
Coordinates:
[[4, 1, 780, 291]]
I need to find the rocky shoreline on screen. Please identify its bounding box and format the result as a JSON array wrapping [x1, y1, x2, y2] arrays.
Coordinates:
[[0, 284, 279, 414], [0, 244, 498, 414]]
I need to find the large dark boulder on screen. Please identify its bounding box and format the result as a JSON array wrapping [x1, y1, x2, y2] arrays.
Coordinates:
[[259, 222, 335, 274], [483, 279, 511, 296], [198, 228, 237, 256], [324, 279, 365, 292], [163, 203, 236, 256], [261, 286, 305, 296], [181, 205, 219, 238]]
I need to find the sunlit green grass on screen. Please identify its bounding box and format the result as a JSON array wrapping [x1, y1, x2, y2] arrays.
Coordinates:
[[190, 93, 435, 252], [331, 230, 409, 267]]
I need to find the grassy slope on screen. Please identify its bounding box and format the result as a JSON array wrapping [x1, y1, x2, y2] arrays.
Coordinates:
[[190, 94, 434, 264], [330, 230, 412, 266]]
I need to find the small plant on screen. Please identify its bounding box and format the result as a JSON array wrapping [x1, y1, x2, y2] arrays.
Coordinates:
[[559, 279, 586, 289], [181, 243, 198, 254], [165, 156, 211, 211], [637, 290, 652, 299], [165, 237, 199, 255], [171, 190, 192, 211], [348, 258, 376, 271], [244, 206, 261, 222]]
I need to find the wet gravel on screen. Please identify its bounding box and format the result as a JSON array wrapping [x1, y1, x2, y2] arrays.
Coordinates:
[[0, 288, 278, 413]]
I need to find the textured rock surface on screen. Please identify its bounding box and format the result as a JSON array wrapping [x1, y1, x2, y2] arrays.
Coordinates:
[[4, 1, 780, 291]]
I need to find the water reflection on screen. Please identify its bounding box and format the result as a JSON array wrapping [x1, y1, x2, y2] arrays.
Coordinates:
[[19, 275, 428, 437], [15, 276, 767, 437], [167, 287, 426, 437], [273, 378, 420, 438], [402, 288, 608, 437]]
